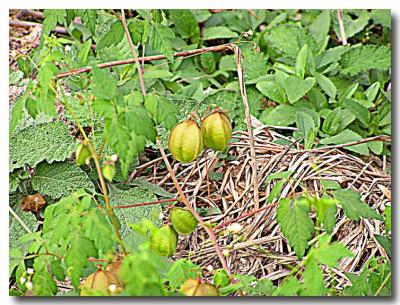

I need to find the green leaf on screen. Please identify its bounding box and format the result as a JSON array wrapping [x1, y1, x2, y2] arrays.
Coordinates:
[[97, 20, 124, 50], [123, 107, 157, 142], [332, 188, 383, 221], [319, 129, 369, 155], [76, 9, 98, 36], [256, 81, 286, 103], [295, 44, 308, 79], [109, 187, 161, 237], [300, 258, 328, 296], [315, 239, 353, 267], [104, 116, 145, 177], [65, 234, 97, 288], [150, 23, 176, 62], [42, 9, 66, 37], [384, 205, 391, 232], [314, 72, 337, 98], [344, 98, 370, 127], [32, 256, 58, 296], [374, 235, 391, 257], [32, 162, 95, 199], [273, 276, 301, 296], [90, 66, 117, 100], [308, 10, 331, 45], [316, 45, 349, 69], [311, 197, 337, 233], [259, 104, 296, 126], [296, 111, 316, 149], [169, 10, 199, 40], [9, 198, 38, 256], [282, 75, 315, 104], [50, 259, 66, 281], [365, 81, 380, 104], [167, 259, 201, 290], [266, 25, 317, 60], [339, 45, 391, 75], [9, 122, 76, 172], [371, 9, 391, 28], [277, 198, 314, 259], [203, 26, 238, 40], [142, 69, 173, 79], [130, 177, 173, 198], [144, 93, 179, 130]]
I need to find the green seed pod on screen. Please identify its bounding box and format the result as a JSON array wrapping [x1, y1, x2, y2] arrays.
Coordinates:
[[151, 225, 178, 257], [102, 164, 116, 182], [76, 143, 91, 166], [168, 119, 203, 163], [80, 269, 123, 296], [202, 112, 232, 151], [180, 278, 219, 296], [170, 208, 198, 235]]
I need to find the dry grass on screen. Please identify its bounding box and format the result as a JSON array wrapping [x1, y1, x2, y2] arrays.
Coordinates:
[[133, 124, 391, 291]]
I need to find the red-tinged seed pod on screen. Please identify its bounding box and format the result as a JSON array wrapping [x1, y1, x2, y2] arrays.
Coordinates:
[[202, 112, 232, 152], [168, 119, 203, 163]]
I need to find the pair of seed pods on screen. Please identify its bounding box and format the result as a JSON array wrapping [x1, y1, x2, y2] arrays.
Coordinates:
[[168, 111, 232, 163]]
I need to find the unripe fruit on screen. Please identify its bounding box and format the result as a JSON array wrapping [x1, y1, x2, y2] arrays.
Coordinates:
[[168, 119, 203, 163], [180, 278, 219, 296], [102, 164, 116, 182], [202, 112, 232, 151], [76, 143, 91, 166], [170, 208, 198, 235], [80, 269, 123, 296], [150, 225, 178, 257]]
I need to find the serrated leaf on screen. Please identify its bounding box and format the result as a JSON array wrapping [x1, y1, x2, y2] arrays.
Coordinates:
[[144, 93, 179, 130], [9, 122, 76, 172], [300, 258, 327, 296], [319, 129, 369, 155], [273, 276, 301, 296], [90, 66, 117, 100], [315, 240, 353, 267], [150, 23, 176, 62], [76, 9, 98, 36], [296, 111, 316, 149], [9, 197, 38, 257], [167, 259, 201, 290], [32, 256, 58, 296], [282, 75, 315, 104], [339, 45, 391, 75], [169, 9, 199, 40], [311, 197, 337, 234], [316, 45, 349, 69], [266, 25, 317, 59], [130, 177, 173, 198], [332, 188, 383, 221], [203, 26, 238, 40], [123, 107, 157, 142], [97, 20, 124, 50], [32, 162, 95, 199], [65, 234, 97, 288], [42, 9, 66, 37], [109, 187, 161, 237], [277, 198, 314, 259]]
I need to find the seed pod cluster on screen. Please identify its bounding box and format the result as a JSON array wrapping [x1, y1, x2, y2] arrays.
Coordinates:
[[80, 268, 123, 296], [168, 109, 232, 164], [150, 225, 178, 257]]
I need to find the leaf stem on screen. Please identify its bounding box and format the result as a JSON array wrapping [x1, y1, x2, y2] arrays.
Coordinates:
[[58, 85, 127, 256]]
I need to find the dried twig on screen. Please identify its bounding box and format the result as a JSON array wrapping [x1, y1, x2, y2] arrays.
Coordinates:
[[234, 45, 259, 209], [337, 9, 347, 45]]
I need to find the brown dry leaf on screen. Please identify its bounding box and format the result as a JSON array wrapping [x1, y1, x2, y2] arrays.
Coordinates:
[[21, 193, 46, 213]]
